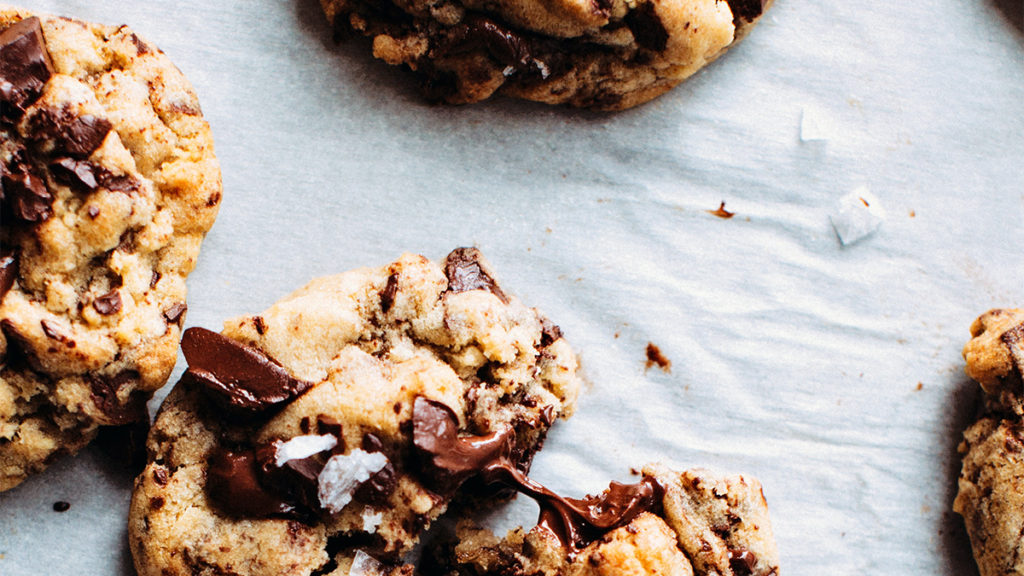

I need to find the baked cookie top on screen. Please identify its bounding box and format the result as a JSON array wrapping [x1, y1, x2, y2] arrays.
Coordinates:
[[0, 7, 221, 491], [128, 249, 581, 576], [436, 463, 780, 576], [320, 0, 772, 110], [956, 309, 1024, 576]]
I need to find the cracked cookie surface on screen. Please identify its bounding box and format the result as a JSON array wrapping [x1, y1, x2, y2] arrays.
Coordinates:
[[320, 0, 771, 110], [128, 248, 581, 576], [0, 7, 221, 491], [437, 463, 780, 576]]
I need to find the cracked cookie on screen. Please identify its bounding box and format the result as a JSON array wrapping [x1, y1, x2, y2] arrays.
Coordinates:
[[955, 309, 1024, 576], [320, 0, 772, 110], [0, 8, 221, 491], [430, 463, 780, 576], [128, 248, 581, 576]]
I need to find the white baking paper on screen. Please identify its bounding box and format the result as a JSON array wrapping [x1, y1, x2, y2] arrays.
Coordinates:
[[1, 1, 1022, 575]]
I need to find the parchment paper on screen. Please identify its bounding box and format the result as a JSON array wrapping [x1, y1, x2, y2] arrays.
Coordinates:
[[1, 0, 1022, 574]]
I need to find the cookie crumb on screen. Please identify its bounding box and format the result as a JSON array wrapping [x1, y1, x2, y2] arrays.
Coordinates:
[[915, 382, 923, 391], [52, 500, 70, 512], [708, 201, 734, 219], [645, 343, 672, 373]]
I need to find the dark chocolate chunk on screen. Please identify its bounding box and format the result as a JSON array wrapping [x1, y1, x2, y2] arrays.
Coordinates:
[[624, 2, 669, 52], [92, 290, 122, 315], [163, 302, 186, 324], [0, 18, 54, 121], [443, 247, 508, 303], [29, 107, 112, 158], [728, 548, 758, 575], [40, 319, 68, 342], [0, 248, 16, 299], [726, 0, 765, 24], [380, 273, 399, 313], [447, 15, 533, 71], [3, 167, 52, 222], [52, 500, 70, 512], [180, 327, 314, 413], [89, 371, 149, 424], [50, 157, 100, 192], [354, 461, 397, 506], [539, 317, 563, 347], [94, 420, 151, 477], [207, 448, 297, 518]]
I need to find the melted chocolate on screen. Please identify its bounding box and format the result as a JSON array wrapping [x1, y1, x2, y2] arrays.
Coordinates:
[[0, 248, 16, 299], [207, 448, 297, 517], [443, 247, 508, 303], [446, 15, 533, 72], [410, 396, 662, 550], [0, 17, 53, 122], [180, 327, 313, 413], [624, 2, 669, 52]]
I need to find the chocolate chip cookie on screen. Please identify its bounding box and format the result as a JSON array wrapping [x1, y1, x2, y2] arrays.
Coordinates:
[[434, 463, 780, 576], [955, 309, 1024, 576], [128, 248, 581, 576], [0, 8, 221, 491], [320, 0, 772, 110]]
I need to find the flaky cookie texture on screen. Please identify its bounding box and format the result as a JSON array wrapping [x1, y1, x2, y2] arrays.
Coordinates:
[[956, 309, 1024, 576], [129, 249, 581, 576], [0, 8, 221, 491], [320, 0, 771, 110], [446, 464, 779, 576]]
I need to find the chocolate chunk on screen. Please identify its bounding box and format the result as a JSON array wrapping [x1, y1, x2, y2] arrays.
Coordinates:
[[0, 18, 54, 122], [447, 15, 534, 72], [412, 396, 514, 495], [728, 549, 758, 575], [163, 302, 186, 324], [354, 461, 397, 506], [0, 248, 16, 299], [207, 448, 297, 518], [317, 415, 344, 442], [180, 327, 314, 413], [1000, 322, 1024, 376], [726, 0, 765, 23], [380, 273, 399, 313], [89, 371, 149, 424], [29, 107, 112, 158], [624, 2, 669, 52], [3, 167, 52, 222], [92, 290, 122, 315], [539, 317, 563, 347], [40, 319, 68, 342], [443, 247, 508, 303], [50, 157, 100, 192], [0, 319, 39, 369], [94, 420, 150, 477]]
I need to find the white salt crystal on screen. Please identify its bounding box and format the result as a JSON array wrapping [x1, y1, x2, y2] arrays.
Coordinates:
[[830, 187, 886, 246], [349, 550, 385, 576], [317, 449, 388, 514], [800, 106, 834, 142], [274, 434, 337, 467]]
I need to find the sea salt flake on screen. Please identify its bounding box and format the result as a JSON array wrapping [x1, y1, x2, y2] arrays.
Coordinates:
[[349, 550, 385, 576], [274, 434, 337, 467], [830, 187, 886, 246], [800, 106, 835, 142], [361, 508, 384, 533], [318, 449, 388, 514]]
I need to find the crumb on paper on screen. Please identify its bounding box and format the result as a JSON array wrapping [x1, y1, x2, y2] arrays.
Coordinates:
[[830, 187, 886, 245], [645, 343, 672, 373], [800, 105, 835, 142], [52, 501, 70, 512], [708, 201, 735, 219], [916, 382, 923, 391]]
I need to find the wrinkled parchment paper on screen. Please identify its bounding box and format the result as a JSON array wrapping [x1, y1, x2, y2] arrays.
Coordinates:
[[1, 0, 1022, 574]]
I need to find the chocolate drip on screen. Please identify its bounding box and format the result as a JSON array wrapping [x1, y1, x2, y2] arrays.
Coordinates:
[[443, 247, 509, 303], [0, 248, 16, 299], [180, 327, 314, 413], [0, 17, 54, 121], [411, 396, 662, 550]]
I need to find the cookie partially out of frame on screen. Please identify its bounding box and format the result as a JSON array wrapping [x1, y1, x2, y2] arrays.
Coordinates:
[[128, 248, 581, 576], [955, 309, 1024, 576], [320, 0, 771, 110], [0, 7, 221, 491], [436, 463, 780, 576]]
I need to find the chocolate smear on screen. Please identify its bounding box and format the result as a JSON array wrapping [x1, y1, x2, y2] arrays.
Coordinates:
[[0, 17, 54, 121], [624, 2, 669, 52], [89, 371, 148, 425], [411, 396, 662, 550], [92, 290, 122, 315], [0, 248, 16, 299], [443, 247, 508, 303], [180, 327, 314, 413]]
